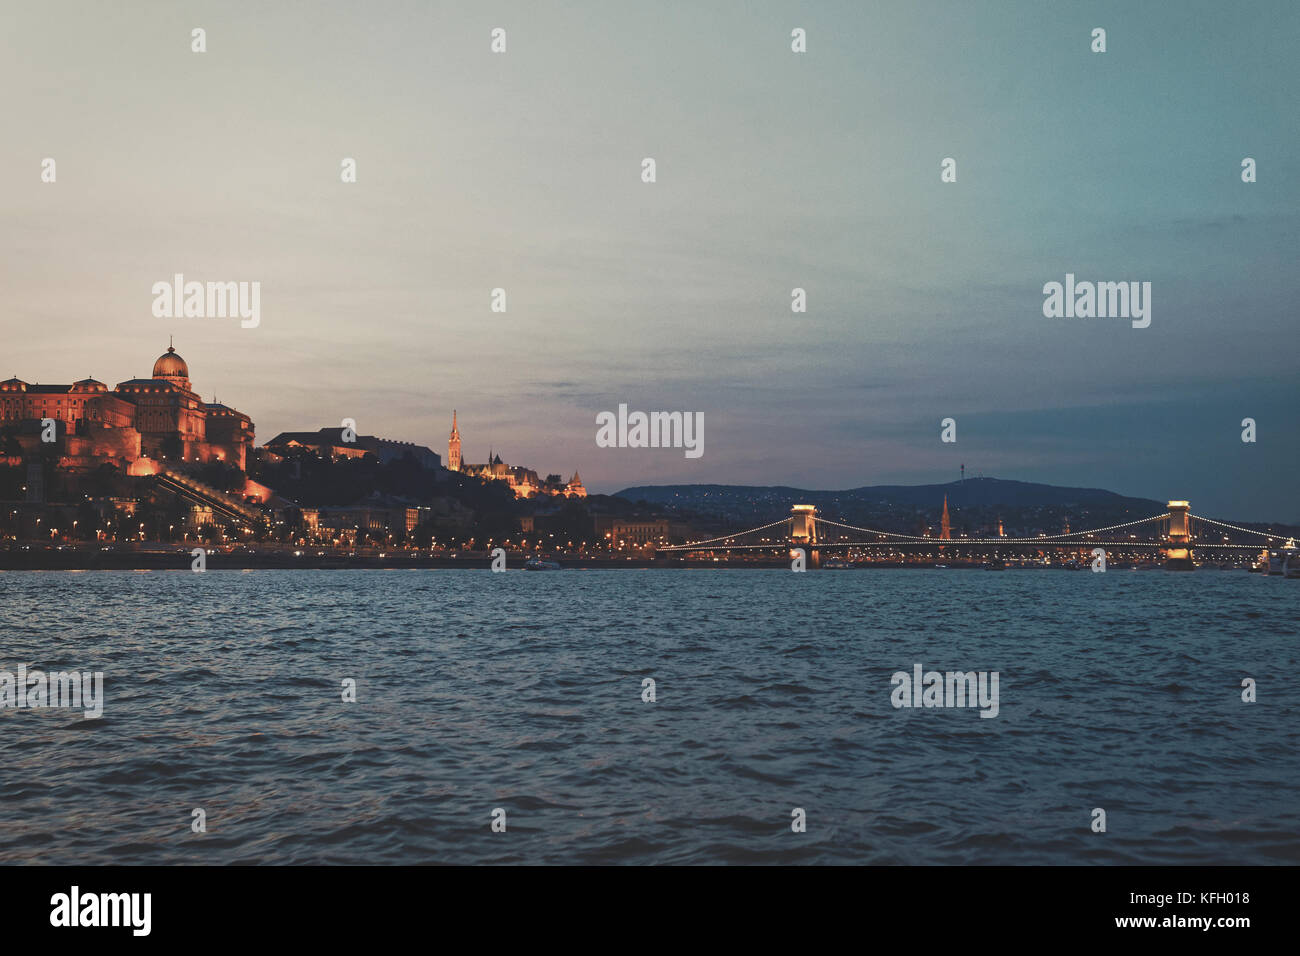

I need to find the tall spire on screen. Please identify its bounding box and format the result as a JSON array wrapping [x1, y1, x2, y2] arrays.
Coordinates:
[[940, 495, 951, 540], [447, 409, 461, 471]]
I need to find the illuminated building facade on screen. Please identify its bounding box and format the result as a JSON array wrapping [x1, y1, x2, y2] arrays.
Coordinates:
[[0, 342, 253, 471], [447, 412, 585, 499]]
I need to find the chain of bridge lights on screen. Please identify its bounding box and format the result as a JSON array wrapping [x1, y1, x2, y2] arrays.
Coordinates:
[[669, 517, 793, 550], [1027, 512, 1174, 539], [665, 510, 1282, 553], [815, 512, 1172, 545], [813, 519, 943, 542], [1187, 514, 1280, 540]]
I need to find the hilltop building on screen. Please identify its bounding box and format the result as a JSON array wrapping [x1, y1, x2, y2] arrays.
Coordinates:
[[447, 411, 584, 499], [448, 409, 462, 471], [0, 341, 253, 471]]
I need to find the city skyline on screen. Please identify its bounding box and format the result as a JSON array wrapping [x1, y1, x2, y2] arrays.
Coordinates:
[[2, 0, 1298, 888], [2, 1, 1296, 520], [5, 336, 1295, 529]]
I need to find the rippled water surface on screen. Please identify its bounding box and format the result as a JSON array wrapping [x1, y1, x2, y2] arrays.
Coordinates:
[[1, 568, 1297, 864]]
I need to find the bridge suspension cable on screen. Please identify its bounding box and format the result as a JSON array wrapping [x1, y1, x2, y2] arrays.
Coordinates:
[[1187, 514, 1279, 540], [813, 519, 938, 543], [814, 512, 1171, 545], [671, 517, 791, 549], [662, 508, 1274, 554]]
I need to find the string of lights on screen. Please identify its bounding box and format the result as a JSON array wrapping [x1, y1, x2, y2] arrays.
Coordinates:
[[675, 517, 792, 549], [1187, 514, 1278, 539], [816, 512, 1171, 545]]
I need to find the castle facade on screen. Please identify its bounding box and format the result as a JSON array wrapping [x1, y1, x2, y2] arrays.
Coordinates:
[[0, 342, 254, 471]]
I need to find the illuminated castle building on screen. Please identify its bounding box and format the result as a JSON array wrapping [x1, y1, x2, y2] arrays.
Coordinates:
[[0, 341, 254, 471], [447, 411, 585, 499]]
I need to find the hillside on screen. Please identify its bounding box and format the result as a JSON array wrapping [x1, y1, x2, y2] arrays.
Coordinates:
[[613, 477, 1167, 530]]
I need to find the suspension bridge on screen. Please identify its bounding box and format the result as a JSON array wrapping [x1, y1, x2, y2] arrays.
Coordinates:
[[657, 500, 1285, 567]]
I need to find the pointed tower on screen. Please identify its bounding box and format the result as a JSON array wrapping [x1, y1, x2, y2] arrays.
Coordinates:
[[940, 495, 951, 540], [448, 410, 461, 471]]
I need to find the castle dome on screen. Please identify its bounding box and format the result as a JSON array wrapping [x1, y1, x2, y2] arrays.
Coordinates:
[[152, 344, 190, 387]]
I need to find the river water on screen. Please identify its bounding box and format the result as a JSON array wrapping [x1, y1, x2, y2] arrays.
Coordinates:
[[1, 568, 1296, 864]]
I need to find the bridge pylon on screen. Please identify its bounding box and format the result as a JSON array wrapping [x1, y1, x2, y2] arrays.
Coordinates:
[[1164, 500, 1194, 570], [790, 504, 820, 568]]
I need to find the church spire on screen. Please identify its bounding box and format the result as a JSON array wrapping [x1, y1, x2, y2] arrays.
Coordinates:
[[940, 495, 951, 540], [447, 410, 461, 471]]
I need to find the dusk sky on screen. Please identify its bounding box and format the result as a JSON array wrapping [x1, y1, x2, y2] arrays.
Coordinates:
[[3, 0, 1296, 520]]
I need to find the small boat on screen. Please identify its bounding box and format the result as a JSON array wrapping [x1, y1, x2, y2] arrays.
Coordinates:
[[982, 561, 1006, 570], [524, 557, 562, 571], [1263, 541, 1294, 580], [1270, 542, 1300, 578], [823, 559, 854, 570]]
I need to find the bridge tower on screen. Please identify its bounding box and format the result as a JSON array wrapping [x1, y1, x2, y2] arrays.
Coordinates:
[[1164, 500, 1194, 570], [790, 504, 820, 568], [790, 504, 817, 543]]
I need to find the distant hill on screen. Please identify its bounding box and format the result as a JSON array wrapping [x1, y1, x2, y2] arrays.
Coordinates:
[[613, 477, 1166, 527]]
